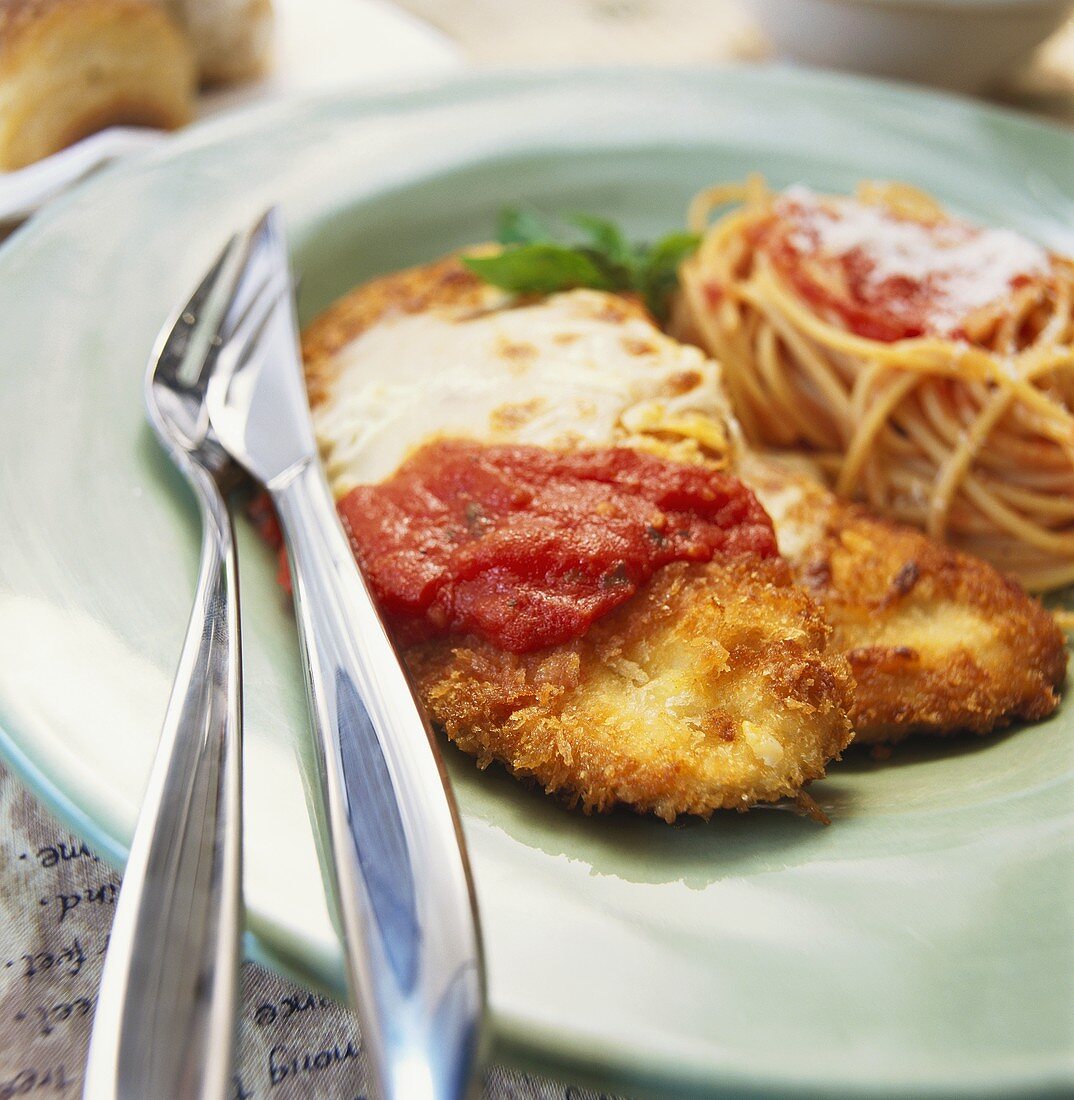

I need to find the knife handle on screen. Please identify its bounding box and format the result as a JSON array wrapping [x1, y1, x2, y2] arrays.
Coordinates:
[[84, 469, 243, 1100], [271, 458, 485, 1100]]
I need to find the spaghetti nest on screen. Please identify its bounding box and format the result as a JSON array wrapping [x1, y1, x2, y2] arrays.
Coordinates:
[[671, 177, 1074, 592]]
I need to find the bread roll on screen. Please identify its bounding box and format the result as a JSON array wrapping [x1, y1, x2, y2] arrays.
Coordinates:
[[164, 0, 274, 87], [0, 0, 196, 170]]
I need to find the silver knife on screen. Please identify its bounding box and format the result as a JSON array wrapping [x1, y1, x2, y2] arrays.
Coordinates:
[[206, 209, 486, 1100]]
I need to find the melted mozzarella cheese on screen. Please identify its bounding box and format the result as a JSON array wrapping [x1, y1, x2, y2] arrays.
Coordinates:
[[313, 289, 738, 493]]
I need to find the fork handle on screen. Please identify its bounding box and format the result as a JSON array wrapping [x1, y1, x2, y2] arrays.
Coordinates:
[[84, 470, 242, 1100], [270, 458, 485, 1100]]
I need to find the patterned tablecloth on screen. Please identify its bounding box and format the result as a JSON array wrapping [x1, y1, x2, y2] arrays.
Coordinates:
[[0, 762, 623, 1099], [4, 1, 1074, 1096]]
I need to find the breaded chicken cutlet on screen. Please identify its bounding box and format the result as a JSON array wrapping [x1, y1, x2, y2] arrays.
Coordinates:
[[299, 255, 1066, 816], [740, 453, 1067, 743], [302, 257, 852, 819], [406, 558, 850, 821]]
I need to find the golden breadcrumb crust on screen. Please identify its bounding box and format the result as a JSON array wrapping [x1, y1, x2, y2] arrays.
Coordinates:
[[405, 559, 852, 821], [302, 259, 852, 818], [740, 454, 1068, 743]]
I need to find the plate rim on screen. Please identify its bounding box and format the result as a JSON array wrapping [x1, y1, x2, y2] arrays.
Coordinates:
[[1, 62, 1072, 1100]]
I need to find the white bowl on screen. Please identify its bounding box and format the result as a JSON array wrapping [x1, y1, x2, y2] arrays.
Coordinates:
[[743, 0, 1074, 93]]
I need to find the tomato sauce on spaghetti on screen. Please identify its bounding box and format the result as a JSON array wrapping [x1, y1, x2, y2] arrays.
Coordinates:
[[758, 189, 1049, 343]]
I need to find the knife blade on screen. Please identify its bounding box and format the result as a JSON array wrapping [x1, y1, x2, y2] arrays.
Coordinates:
[[207, 209, 486, 1100]]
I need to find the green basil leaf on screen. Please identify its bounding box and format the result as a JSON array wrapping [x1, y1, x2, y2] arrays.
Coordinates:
[[496, 208, 552, 246], [576, 247, 635, 293], [645, 231, 702, 275], [638, 231, 702, 320], [569, 214, 631, 265], [462, 244, 615, 294], [469, 212, 702, 321]]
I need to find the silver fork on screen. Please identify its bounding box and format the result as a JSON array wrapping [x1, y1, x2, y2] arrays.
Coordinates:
[[83, 238, 246, 1100]]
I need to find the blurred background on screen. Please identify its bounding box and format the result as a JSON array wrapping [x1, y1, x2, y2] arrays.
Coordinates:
[[1, 3, 1072, 1099], [5, 0, 1074, 181]]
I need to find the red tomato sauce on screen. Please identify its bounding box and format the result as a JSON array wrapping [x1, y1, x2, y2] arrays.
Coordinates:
[[754, 194, 1046, 343], [319, 440, 777, 653], [766, 229, 934, 342]]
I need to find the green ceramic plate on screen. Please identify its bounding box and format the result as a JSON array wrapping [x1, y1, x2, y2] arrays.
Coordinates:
[[0, 67, 1071, 1099]]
